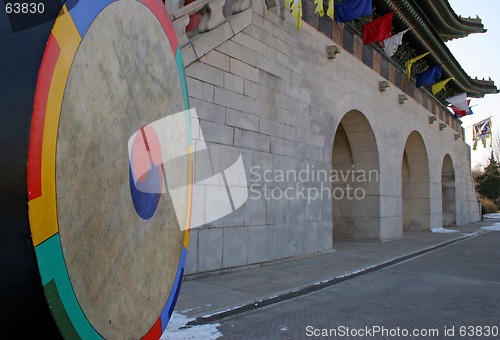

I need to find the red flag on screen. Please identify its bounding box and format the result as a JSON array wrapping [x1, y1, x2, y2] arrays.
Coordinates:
[[362, 11, 395, 46], [450, 105, 467, 117], [450, 100, 471, 117]]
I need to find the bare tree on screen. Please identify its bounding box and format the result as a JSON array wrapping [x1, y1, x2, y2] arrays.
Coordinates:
[[493, 130, 500, 163]]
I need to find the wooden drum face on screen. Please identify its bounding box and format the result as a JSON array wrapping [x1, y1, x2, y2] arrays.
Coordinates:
[[27, 1, 191, 338]]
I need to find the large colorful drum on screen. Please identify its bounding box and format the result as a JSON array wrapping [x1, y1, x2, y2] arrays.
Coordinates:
[[2, 0, 191, 338]]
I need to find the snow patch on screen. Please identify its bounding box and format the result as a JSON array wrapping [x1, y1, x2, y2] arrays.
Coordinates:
[[279, 325, 288, 333], [481, 223, 500, 232], [483, 213, 500, 219], [161, 312, 222, 340], [431, 227, 459, 233]]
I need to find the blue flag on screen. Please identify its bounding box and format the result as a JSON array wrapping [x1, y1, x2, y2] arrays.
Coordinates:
[[335, 0, 372, 23], [416, 65, 442, 88]]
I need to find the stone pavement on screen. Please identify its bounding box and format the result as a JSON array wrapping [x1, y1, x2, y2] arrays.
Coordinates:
[[174, 218, 500, 321]]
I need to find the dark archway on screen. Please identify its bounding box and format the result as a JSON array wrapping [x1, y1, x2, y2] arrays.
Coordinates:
[[442, 154, 456, 226], [332, 110, 380, 241], [402, 131, 430, 231]]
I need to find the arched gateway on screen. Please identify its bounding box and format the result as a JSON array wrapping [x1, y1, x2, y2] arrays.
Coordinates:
[[332, 110, 380, 241], [402, 131, 431, 231], [442, 154, 457, 226]]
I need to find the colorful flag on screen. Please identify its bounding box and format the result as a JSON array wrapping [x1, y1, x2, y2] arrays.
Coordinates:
[[383, 29, 410, 58], [432, 77, 454, 95], [327, 0, 334, 19], [334, 0, 372, 23], [314, 0, 324, 16], [473, 118, 492, 140], [446, 92, 469, 111], [287, 0, 303, 31], [416, 65, 442, 88], [405, 51, 430, 79], [362, 11, 395, 45], [450, 100, 471, 118]]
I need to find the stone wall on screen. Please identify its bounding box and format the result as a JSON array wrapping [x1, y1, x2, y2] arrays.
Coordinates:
[[180, 1, 480, 275]]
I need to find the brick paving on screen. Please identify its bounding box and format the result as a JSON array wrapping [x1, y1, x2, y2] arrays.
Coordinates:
[[216, 231, 500, 339]]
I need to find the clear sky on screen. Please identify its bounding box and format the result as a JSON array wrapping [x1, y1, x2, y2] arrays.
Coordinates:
[[446, 0, 500, 169]]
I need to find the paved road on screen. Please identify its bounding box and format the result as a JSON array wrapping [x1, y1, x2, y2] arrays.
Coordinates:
[[216, 232, 500, 339]]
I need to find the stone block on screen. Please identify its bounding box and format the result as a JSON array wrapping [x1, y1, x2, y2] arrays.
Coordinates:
[[223, 227, 248, 268], [232, 31, 268, 56], [229, 7, 253, 34], [224, 72, 244, 93], [219, 144, 253, 183], [354, 217, 381, 240], [276, 92, 299, 112], [198, 228, 223, 272], [248, 225, 273, 264], [192, 21, 234, 58], [257, 78, 276, 102], [265, 189, 286, 224], [271, 136, 299, 158], [283, 124, 296, 141], [273, 25, 298, 48], [186, 76, 204, 100], [299, 143, 324, 162], [255, 101, 277, 120], [320, 191, 333, 221], [277, 107, 310, 130], [250, 150, 273, 186], [230, 57, 260, 83], [333, 216, 355, 240], [380, 216, 403, 240], [275, 49, 293, 68], [217, 40, 257, 67], [259, 117, 284, 138], [203, 83, 215, 102], [305, 194, 323, 221], [278, 65, 292, 82], [309, 105, 332, 124], [244, 24, 276, 48], [181, 43, 198, 67], [243, 79, 259, 99], [272, 223, 298, 259], [266, 45, 276, 60], [200, 50, 230, 72], [295, 223, 317, 255], [186, 61, 224, 87], [274, 37, 293, 58], [317, 221, 333, 251], [226, 108, 259, 131], [208, 203, 245, 228], [214, 86, 256, 114], [189, 98, 225, 124], [184, 228, 198, 275], [199, 119, 234, 145], [243, 194, 267, 225], [256, 55, 280, 77], [234, 128, 271, 152]]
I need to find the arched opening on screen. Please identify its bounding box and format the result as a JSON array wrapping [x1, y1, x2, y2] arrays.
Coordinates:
[[332, 110, 380, 241], [442, 154, 456, 226], [402, 131, 430, 231]]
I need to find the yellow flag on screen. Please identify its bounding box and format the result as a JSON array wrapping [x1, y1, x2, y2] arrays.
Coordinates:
[[291, 0, 303, 32], [432, 77, 454, 95], [314, 0, 324, 16], [327, 0, 334, 19], [405, 51, 431, 79]]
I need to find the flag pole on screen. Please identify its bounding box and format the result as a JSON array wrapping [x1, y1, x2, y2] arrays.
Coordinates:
[[462, 115, 493, 129]]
